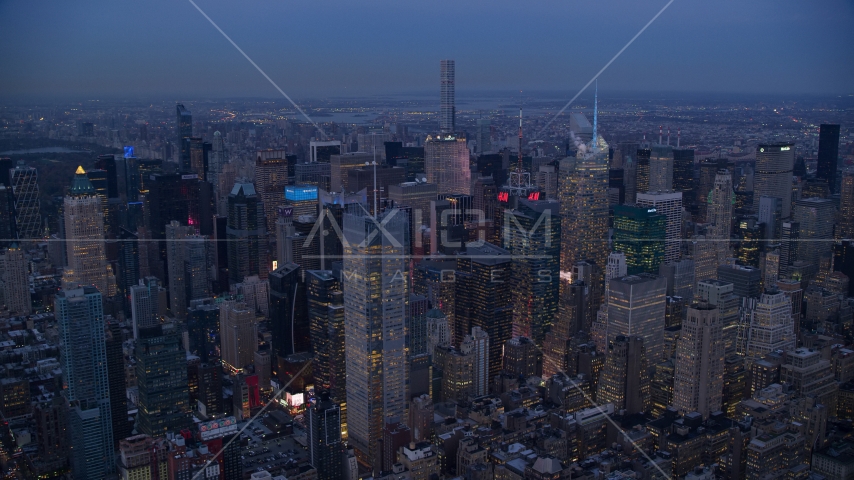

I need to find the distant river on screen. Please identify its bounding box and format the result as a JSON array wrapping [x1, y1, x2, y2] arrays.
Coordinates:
[[0, 147, 88, 154]]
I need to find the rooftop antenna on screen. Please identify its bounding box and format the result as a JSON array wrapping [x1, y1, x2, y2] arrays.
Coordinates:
[[592, 80, 598, 152], [667, 126, 671, 146], [518, 91, 523, 173], [507, 90, 531, 196], [677, 127, 681, 148], [659, 125, 663, 145], [370, 146, 378, 218]]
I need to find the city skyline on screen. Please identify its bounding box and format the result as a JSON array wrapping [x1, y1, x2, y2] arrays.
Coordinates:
[[1, 1, 852, 100]]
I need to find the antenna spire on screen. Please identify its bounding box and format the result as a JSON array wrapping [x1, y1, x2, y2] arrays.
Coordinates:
[[518, 91, 523, 173], [592, 80, 598, 152]]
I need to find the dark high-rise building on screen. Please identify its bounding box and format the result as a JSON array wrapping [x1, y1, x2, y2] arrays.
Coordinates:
[[187, 301, 219, 363], [505, 199, 561, 345], [106, 319, 131, 446], [817, 124, 841, 193], [269, 263, 309, 359], [117, 227, 139, 314], [597, 335, 649, 414], [56, 287, 115, 478], [673, 148, 695, 206], [0, 184, 15, 247], [146, 173, 200, 280], [635, 148, 651, 194], [780, 221, 800, 277], [227, 182, 266, 283], [197, 362, 224, 416], [135, 323, 191, 436], [612, 204, 666, 275], [455, 242, 513, 382], [306, 270, 339, 391], [95, 154, 119, 199], [176, 104, 193, 170], [309, 392, 344, 480], [716, 264, 761, 301]]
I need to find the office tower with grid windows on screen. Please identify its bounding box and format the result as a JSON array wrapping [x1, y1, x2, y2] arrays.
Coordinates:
[[63, 166, 112, 296], [309, 392, 344, 480], [673, 148, 695, 207], [227, 182, 266, 283], [706, 170, 733, 265], [612, 204, 666, 275], [440, 60, 455, 133], [596, 335, 649, 414], [219, 300, 257, 373], [673, 303, 724, 418], [743, 290, 795, 362], [753, 144, 795, 217], [1, 243, 29, 316], [256, 155, 289, 230], [343, 206, 408, 467], [648, 145, 674, 192], [792, 197, 835, 270], [505, 199, 560, 344], [636, 190, 683, 264], [135, 322, 191, 436], [56, 287, 115, 478], [176, 104, 193, 169], [425, 134, 470, 196], [606, 274, 667, 363], [454, 242, 513, 382], [10, 164, 40, 239]]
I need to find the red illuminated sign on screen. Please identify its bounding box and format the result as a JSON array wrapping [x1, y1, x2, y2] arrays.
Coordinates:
[[497, 192, 509, 202], [527, 191, 541, 201]]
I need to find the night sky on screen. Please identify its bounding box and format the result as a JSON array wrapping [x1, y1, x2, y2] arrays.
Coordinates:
[[1, 0, 852, 99]]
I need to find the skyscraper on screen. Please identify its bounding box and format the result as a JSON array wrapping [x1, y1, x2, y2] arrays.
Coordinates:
[[227, 182, 266, 283], [220, 300, 258, 373], [792, 197, 835, 269], [673, 148, 695, 207], [673, 303, 724, 418], [56, 287, 115, 478], [753, 144, 795, 218], [269, 262, 309, 358], [636, 191, 683, 264], [10, 164, 41, 239], [165, 221, 194, 319], [648, 145, 674, 192], [176, 104, 193, 170], [130, 277, 164, 339], [309, 392, 344, 480], [596, 335, 649, 414], [343, 206, 408, 466], [838, 171, 854, 240], [63, 166, 112, 296], [707, 170, 733, 265], [611, 204, 666, 275], [1, 243, 30, 316], [476, 118, 491, 153], [146, 173, 201, 279], [606, 274, 667, 363], [454, 242, 513, 381], [439, 60, 455, 134], [425, 134, 470, 196], [743, 290, 795, 362], [105, 319, 131, 446], [208, 131, 227, 187], [559, 152, 609, 325], [135, 322, 191, 436], [505, 199, 560, 344], [816, 124, 840, 193], [696, 279, 740, 356], [255, 155, 289, 231], [460, 326, 490, 398]]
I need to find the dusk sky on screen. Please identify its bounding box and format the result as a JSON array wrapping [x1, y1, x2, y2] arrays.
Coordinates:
[[2, 0, 852, 99]]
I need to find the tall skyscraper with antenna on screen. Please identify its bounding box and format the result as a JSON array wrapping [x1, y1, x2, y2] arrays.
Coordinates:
[[439, 60, 455, 134]]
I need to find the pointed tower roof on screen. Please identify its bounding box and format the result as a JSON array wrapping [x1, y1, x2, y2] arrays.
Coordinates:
[[69, 166, 96, 196]]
